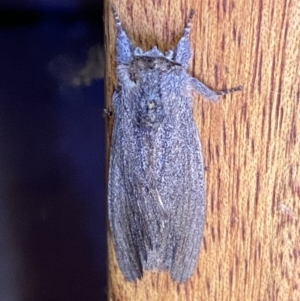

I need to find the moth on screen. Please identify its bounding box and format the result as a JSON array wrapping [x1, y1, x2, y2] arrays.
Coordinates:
[[108, 6, 242, 283]]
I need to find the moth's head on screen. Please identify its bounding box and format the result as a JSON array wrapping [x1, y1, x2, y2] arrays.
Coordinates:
[[128, 56, 182, 82]]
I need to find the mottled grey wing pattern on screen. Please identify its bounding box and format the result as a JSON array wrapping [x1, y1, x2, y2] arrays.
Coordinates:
[[108, 92, 144, 281], [109, 84, 205, 282], [168, 121, 205, 282]]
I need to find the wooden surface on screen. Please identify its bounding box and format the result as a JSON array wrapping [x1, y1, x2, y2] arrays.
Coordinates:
[[104, 0, 300, 300]]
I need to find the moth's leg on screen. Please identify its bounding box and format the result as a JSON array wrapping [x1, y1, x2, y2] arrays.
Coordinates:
[[189, 77, 219, 101], [111, 5, 134, 64], [103, 90, 119, 118], [103, 108, 113, 118], [216, 85, 243, 96], [190, 77, 243, 102], [173, 10, 195, 69]]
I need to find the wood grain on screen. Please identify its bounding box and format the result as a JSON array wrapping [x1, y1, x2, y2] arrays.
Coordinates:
[[104, 0, 300, 300]]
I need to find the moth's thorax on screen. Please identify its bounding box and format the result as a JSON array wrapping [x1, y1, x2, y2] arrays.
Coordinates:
[[135, 76, 165, 127], [122, 55, 186, 127]]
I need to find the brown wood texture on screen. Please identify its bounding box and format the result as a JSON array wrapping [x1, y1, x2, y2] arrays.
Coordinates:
[[104, 0, 300, 300]]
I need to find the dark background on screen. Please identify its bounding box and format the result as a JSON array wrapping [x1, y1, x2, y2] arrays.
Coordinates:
[[0, 1, 106, 300]]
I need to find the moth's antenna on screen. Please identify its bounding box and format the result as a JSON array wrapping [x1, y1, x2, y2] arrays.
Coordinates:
[[111, 5, 122, 29], [184, 9, 195, 37]]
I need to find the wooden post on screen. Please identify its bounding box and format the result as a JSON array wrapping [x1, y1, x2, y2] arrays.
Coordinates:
[[104, 0, 300, 300]]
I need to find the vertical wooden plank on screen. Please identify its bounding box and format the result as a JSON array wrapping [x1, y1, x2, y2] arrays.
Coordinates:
[[104, 0, 300, 300]]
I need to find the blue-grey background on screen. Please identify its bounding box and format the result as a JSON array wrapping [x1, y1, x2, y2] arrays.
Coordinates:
[[0, 1, 106, 300]]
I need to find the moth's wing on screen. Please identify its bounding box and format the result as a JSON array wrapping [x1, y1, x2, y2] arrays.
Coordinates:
[[168, 120, 206, 283], [108, 154, 145, 281], [108, 93, 144, 282]]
